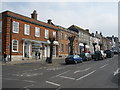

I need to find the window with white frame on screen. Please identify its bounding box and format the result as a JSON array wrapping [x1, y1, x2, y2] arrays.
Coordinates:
[[0, 21, 2, 32], [13, 21, 19, 33], [24, 24, 30, 35], [45, 29, 49, 39], [35, 27, 40, 37], [12, 40, 18, 52], [53, 31, 56, 38]]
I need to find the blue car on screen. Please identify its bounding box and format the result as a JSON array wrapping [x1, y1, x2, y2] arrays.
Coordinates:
[[65, 55, 83, 64]]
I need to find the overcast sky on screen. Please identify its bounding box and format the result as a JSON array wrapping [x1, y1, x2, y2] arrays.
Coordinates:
[[1, 1, 118, 37]]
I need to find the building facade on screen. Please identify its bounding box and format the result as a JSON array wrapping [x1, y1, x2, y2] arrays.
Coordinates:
[[1, 10, 59, 61], [68, 25, 90, 53], [57, 26, 79, 57]]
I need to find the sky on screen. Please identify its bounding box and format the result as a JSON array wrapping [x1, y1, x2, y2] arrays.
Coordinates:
[[1, 0, 119, 37]]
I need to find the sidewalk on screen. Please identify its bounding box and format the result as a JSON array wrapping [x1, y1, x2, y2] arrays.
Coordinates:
[[1, 57, 65, 66]]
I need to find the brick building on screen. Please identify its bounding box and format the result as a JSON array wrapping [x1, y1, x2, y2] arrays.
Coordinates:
[[1, 10, 59, 61], [57, 26, 79, 57]]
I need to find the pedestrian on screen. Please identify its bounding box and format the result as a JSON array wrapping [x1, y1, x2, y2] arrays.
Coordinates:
[[35, 51, 38, 60], [3, 52, 7, 63], [38, 52, 41, 59]]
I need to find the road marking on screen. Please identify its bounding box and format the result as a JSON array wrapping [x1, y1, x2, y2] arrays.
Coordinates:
[[23, 80, 36, 83], [3, 78, 36, 83], [24, 84, 34, 88], [100, 64, 108, 69], [74, 67, 91, 74], [46, 81, 61, 87], [76, 70, 96, 80], [56, 70, 70, 77], [59, 76, 75, 80], [114, 68, 120, 76]]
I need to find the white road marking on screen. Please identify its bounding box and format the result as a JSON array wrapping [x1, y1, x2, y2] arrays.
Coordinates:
[[46, 81, 61, 87], [100, 64, 108, 69], [59, 76, 75, 80], [13, 73, 43, 77], [114, 68, 120, 76], [56, 70, 70, 77], [23, 80, 36, 83], [3, 78, 36, 83], [76, 70, 96, 80], [23, 84, 34, 88], [74, 67, 91, 74]]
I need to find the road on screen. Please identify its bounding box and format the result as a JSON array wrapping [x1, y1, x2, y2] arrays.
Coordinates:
[[2, 55, 119, 90]]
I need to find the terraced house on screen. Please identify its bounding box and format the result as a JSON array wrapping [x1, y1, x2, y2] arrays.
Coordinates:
[[57, 25, 79, 57], [1, 10, 59, 61]]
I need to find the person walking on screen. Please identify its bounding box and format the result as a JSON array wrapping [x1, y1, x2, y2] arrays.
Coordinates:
[[35, 51, 38, 60], [3, 52, 7, 63], [38, 52, 41, 59]]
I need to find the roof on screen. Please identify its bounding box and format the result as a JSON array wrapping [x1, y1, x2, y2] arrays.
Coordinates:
[[68, 25, 90, 34], [2, 10, 59, 31]]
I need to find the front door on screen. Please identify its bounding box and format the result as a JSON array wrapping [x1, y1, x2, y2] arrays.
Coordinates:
[[24, 42, 30, 58]]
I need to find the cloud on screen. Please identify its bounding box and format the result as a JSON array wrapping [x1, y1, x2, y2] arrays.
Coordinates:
[[1, 2, 118, 37]]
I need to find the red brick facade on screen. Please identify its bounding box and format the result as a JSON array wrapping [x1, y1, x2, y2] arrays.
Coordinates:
[[1, 11, 59, 61], [1, 10, 79, 61]]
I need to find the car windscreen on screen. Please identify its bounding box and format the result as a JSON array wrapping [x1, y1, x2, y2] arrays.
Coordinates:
[[67, 55, 74, 58], [74, 55, 80, 58]]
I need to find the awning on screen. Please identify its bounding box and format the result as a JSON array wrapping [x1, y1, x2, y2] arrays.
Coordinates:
[[47, 40, 59, 45], [79, 43, 84, 46], [86, 45, 89, 48]]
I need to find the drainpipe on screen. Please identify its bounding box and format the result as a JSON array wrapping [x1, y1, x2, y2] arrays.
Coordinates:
[[10, 19, 13, 61]]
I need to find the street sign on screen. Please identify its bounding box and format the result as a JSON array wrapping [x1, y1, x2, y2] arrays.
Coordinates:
[[8, 44, 10, 48]]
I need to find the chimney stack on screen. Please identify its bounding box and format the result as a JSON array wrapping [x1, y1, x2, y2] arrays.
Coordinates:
[[31, 10, 37, 20], [47, 19, 54, 25], [91, 33, 94, 37], [100, 32, 102, 36], [86, 29, 89, 32], [96, 31, 98, 34]]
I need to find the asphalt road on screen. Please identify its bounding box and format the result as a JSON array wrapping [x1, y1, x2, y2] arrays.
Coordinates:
[[2, 55, 119, 90]]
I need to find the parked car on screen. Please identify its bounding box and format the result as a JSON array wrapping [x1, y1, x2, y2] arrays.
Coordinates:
[[79, 53, 92, 61], [113, 49, 119, 54], [93, 51, 103, 60], [104, 50, 114, 58], [65, 55, 83, 64]]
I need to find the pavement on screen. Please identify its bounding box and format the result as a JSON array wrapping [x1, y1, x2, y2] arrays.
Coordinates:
[[1, 57, 65, 66]]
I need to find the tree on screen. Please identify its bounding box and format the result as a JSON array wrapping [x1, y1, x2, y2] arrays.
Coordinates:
[[48, 37, 55, 63], [68, 36, 75, 55], [92, 42, 97, 52], [99, 43, 102, 50], [83, 43, 87, 53]]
